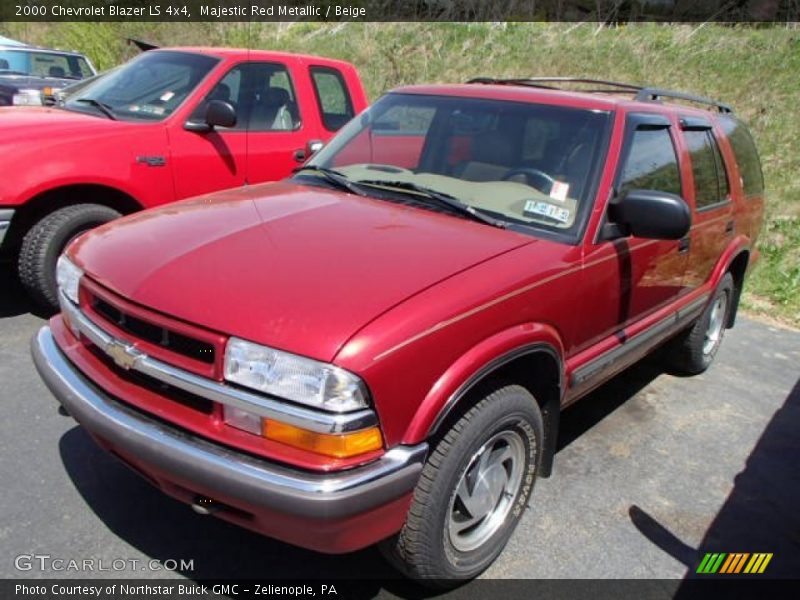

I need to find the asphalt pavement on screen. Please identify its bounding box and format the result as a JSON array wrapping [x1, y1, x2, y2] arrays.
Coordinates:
[[1, 264, 798, 595]]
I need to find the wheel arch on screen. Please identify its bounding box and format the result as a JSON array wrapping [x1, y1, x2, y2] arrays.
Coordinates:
[[724, 249, 750, 328], [414, 340, 563, 479], [3, 184, 142, 251]]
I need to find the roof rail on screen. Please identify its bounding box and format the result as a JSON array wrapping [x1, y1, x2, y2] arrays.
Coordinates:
[[467, 77, 643, 93], [634, 88, 732, 114], [466, 77, 733, 113]]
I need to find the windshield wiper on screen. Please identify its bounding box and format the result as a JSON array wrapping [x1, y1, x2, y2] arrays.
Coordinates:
[[293, 165, 368, 197], [356, 180, 506, 228], [75, 97, 116, 120]]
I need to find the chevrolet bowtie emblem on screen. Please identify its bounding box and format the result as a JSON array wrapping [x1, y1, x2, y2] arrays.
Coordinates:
[[105, 340, 140, 370]]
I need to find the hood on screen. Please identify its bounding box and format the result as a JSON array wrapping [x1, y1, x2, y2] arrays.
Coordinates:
[[0, 74, 72, 90], [71, 182, 532, 362], [0, 105, 126, 140]]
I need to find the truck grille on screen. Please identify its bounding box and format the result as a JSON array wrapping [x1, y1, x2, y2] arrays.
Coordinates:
[[87, 344, 215, 415], [81, 278, 225, 380], [93, 298, 215, 365]]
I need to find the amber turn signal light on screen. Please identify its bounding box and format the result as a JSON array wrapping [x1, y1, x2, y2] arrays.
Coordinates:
[[262, 419, 383, 458]]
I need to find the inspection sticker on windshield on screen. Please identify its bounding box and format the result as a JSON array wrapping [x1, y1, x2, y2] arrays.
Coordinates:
[[523, 200, 571, 224], [549, 180, 570, 202]]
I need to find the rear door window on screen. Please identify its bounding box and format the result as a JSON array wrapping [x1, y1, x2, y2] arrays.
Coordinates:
[[310, 66, 355, 132], [684, 129, 729, 209]]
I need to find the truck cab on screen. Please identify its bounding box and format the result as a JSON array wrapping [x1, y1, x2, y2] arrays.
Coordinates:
[[0, 47, 368, 309]]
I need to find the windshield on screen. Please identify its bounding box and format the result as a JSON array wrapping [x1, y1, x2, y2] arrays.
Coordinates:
[[0, 49, 93, 79], [63, 51, 219, 121], [303, 92, 611, 238]]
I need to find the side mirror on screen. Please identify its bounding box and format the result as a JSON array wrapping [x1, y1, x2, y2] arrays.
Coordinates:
[[606, 189, 691, 240], [184, 100, 236, 132], [206, 100, 236, 128]]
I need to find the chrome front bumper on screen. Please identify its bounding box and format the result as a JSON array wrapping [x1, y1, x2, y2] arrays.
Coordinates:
[[0, 209, 13, 246], [32, 325, 427, 520]]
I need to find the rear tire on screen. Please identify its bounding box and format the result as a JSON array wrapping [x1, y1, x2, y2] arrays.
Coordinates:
[[18, 204, 121, 311], [380, 384, 543, 586], [666, 273, 734, 375]]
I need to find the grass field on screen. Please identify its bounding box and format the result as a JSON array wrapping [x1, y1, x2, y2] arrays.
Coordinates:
[[3, 22, 798, 326]]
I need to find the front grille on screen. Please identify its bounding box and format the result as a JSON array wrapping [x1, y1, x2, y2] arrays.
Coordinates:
[[93, 297, 215, 365], [88, 344, 215, 415]]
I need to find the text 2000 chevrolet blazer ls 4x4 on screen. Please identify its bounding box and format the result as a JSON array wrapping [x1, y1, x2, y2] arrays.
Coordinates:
[[33, 78, 764, 582]]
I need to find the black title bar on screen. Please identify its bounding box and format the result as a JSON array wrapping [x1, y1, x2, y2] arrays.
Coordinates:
[[2, 0, 798, 22]]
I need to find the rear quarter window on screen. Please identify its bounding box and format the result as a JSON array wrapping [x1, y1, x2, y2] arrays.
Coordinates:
[[719, 117, 764, 197]]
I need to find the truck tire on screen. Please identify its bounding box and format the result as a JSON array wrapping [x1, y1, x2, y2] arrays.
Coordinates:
[[18, 204, 121, 311], [666, 273, 734, 375], [380, 384, 543, 585]]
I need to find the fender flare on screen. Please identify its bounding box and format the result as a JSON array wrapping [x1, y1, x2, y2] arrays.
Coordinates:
[[709, 235, 751, 286], [19, 177, 144, 209], [708, 235, 752, 326], [402, 323, 565, 477]]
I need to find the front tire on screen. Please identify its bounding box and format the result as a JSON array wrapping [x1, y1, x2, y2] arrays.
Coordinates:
[[381, 384, 543, 585], [18, 204, 121, 311], [666, 273, 734, 375]]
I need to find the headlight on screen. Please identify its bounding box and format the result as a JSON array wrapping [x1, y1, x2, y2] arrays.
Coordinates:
[[12, 89, 44, 106], [224, 337, 368, 412], [56, 255, 83, 305]]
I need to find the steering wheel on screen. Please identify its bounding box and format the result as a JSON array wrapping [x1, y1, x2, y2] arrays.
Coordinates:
[[502, 168, 557, 194]]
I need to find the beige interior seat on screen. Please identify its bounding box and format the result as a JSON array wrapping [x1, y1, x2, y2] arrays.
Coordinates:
[[453, 130, 516, 182]]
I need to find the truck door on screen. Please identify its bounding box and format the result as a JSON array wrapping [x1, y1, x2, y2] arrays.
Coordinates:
[[677, 117, 735, 291], [244, 60, 323, 184], [168, 64, 248, 200]]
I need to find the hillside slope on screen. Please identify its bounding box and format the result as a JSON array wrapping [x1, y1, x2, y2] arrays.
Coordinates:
[[3, 22, 798, 325]]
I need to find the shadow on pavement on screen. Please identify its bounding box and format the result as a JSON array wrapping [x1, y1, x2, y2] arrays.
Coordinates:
[[58, 427, 444, 598], [0, 262, 51, 319], [629, 377, 800, 583], [557, 356, 664, 452], [57, 353, 672, 597]]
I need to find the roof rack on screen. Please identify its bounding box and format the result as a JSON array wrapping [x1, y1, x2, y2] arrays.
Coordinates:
[[466, 77, 643, 93], [466, 77, 733, 114], [633, 88, 732, 114]]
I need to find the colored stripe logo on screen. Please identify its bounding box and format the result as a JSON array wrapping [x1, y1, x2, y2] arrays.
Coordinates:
[[696, 552, 773, 574]]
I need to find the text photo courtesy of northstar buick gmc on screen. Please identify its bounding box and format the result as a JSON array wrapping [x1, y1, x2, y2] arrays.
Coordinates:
[[32, 77, 764, 583]]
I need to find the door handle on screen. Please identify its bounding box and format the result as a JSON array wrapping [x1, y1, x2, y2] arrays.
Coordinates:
[[293, 148, 306, 162], [678, 237, 690, 254]]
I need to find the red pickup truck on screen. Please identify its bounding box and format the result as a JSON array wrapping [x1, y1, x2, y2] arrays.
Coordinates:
[[33, 78, 764, 583], [0, 47, 367, 309]]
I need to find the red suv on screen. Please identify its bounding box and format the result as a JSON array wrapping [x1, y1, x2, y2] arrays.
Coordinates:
[[33, 78, 764, 583]]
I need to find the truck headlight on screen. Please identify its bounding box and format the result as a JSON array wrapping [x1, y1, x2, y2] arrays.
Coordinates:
[[12, 89, 44, 106], [224, 337, 368, 412], [56, 255, 83, 305]]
